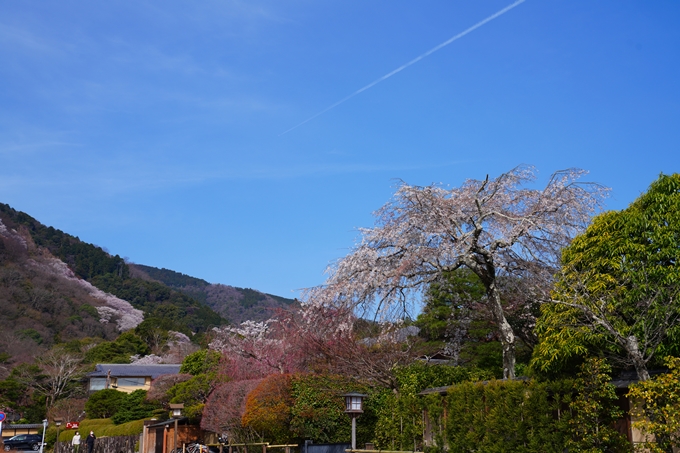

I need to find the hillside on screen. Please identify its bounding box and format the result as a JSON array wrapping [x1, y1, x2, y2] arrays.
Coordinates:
[[131, 264, 298, 324], [0, 210, 123, 362], [0, 202, 296, 363]]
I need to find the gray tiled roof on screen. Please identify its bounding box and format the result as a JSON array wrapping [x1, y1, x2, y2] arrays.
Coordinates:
[[88, 364, 182, 379], [3, 424, 44, 429]]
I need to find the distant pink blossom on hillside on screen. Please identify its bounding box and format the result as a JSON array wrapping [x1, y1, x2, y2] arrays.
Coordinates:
[[130, 354, 164, 364], [0, 218, 28, 249], [27, 256, 144, 331]]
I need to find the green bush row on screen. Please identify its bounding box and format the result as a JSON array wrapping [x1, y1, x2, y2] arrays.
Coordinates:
[[57, 419, 145, 442]]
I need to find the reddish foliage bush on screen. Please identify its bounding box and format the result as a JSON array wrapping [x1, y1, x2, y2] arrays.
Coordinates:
[[242, 374, 293, 442], [201, 378, 262, 434]]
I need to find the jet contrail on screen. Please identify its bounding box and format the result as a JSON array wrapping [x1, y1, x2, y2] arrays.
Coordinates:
[[280, 0, 526, 135]]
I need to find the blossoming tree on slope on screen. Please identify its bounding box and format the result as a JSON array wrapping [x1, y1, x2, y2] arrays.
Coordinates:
[[305, 166, 608, 379]]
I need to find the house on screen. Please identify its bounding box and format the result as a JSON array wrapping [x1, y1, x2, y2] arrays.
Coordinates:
[[141, 418, 204, 453], [87, 364, 182, 393], [1, 424, 44, 441]]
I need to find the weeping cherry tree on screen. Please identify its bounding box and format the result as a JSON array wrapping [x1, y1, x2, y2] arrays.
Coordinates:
[[304, 166, 608, 379]]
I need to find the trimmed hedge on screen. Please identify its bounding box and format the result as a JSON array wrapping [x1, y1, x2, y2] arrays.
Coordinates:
[[58, 419, 145, 442], [439, 379, 573, 453]]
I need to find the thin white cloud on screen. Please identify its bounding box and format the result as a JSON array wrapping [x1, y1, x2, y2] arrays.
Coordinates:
[[0, 158, 474, 198], [281, 0, 526, 135], [0, 141, 82, 155], [0, 22, 59, 54]]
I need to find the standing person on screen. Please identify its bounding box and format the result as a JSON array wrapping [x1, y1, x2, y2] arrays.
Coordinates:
[[85, 431, 96, 453], [72, 432, 81, 453]]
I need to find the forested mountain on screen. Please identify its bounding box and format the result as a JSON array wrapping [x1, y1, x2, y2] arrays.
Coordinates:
[[131, 264, 297, 324], [0, 202, 294, 364]]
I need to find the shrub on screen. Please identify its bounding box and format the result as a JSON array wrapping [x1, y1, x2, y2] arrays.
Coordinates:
[[85, 389, 126, 419], [242, 374, 293, 443], [443, 379, 573, 453], [112, 390, 161, 424], [180, 349, 220, 376]]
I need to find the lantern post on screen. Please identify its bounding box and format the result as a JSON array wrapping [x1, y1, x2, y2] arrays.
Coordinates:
[[169, 404, 184, 453], [54, 418, 63, 453], [342, 393, 367, 450]]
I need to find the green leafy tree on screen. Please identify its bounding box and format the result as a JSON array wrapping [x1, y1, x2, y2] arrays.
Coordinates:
[[0, 375, 42, 420], [84, 332, 151, 364], [289, 374, 375, 445], [535, 174, 680, 381], [85, 388, 127, 418], [415, 270, 485, 359], [628, 356, 680, 453], [167, 374, 215, 419], [567, 358, 630, 453], [180, 349, 220, 376], [415, 269, 534, 375], [111, 389, 161, 424]]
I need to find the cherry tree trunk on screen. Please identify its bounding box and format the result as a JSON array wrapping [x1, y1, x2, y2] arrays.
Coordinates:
[[488, 284, 516, 379]]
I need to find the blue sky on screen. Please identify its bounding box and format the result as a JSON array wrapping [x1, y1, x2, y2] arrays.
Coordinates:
[[1, 1, 679, 299]]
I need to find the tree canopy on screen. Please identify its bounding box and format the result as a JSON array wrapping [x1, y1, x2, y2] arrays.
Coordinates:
[[534, 173, 680, 380], [306, 166, 607, 378]]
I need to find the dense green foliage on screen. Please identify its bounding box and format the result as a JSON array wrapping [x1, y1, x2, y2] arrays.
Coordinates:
[[289, 374, 376, 445], [403, 359, 633, 453], [628, 357, 680, 453], [167, 374, 214, 419], [534, 173, 680, 378], [415, 269, 533, 376], [91, 274, 225, 334], [180, 349, 221, 375], [134, 264, 210, 288], [83, 332, 151, 364], [416, 270, 486, 344], [567, 358, 630, 453], [374, 363, 493, 450], [85, 389, 127, 418], [111, 390, 161, 424], [0, 203, 128, 280], [439, 379, 573, 453], [0, 373, 46, 422]]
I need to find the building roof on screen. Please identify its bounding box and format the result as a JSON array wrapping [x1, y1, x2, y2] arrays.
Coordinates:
[[418, 377, 530, 396], [88, 364, 182, 379], [3, 424, 44, 429], [418, 370, 670, 395], [144, 417, 189, 428], [610, 369, 668, 389]]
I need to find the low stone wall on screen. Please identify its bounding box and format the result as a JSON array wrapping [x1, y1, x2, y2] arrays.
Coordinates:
[[58, 435, 140, 453]]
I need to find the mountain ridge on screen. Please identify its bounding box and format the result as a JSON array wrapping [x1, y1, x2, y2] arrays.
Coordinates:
[[130, 263, 298, 324], [0, 202, 295, 355]]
